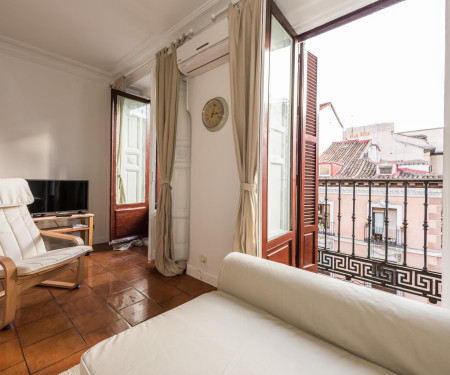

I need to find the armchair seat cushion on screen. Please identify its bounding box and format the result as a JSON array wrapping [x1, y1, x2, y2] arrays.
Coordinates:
[[0, 246, 90, 278]]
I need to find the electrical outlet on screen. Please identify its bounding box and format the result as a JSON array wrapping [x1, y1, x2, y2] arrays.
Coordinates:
[[201, 254, 207, 263]]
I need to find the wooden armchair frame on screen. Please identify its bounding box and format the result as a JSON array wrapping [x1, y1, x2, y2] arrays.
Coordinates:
[[0, 230, 89, 330]]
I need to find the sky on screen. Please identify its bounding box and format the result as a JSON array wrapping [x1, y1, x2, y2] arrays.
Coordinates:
[[307, 0, 445, 132]]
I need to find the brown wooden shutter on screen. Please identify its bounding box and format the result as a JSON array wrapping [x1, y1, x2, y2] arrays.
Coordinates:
[[298, 49, 319, 272]]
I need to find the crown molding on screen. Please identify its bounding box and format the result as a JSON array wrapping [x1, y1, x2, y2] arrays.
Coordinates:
[[112, 0, 226, 77], [0, 35, 112, 85]]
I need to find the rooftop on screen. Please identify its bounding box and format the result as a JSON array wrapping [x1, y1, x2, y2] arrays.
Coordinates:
[[319, 102, 344, 128], [320, 140, 443, 180], [319, 140, 370, 166], [334, 158, 376, 178], [380, 159, 430, 166]]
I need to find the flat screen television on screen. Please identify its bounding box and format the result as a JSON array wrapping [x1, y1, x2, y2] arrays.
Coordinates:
[[26, 180, 89, 215]]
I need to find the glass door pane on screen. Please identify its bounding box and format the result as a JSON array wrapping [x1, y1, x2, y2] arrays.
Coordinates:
[[116, 96, 148, 205], [267, 15, 294, 240]]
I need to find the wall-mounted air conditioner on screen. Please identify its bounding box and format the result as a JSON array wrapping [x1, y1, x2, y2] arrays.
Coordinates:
[[177, 18, 229, 77]]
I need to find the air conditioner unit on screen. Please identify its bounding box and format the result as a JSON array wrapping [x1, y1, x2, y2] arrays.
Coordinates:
[[177, 18, 229, 77]]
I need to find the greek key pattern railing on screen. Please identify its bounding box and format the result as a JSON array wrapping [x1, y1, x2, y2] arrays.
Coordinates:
[[319, 249, 441, 303], [318, 178, 443, 303]]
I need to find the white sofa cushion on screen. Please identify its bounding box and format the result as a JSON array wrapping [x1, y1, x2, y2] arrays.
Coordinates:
[[218, 253, 450, 375], [80, 291, 394, 375], [0, 246, 90, 277]]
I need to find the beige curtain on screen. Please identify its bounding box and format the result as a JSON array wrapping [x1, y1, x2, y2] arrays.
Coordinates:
[[155, 40, 186, 276], [229, 0, 262, 256], [112, 77, 127, 205]]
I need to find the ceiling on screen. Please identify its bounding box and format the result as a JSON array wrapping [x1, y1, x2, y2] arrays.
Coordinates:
[[0, 0, 374, 77], [0, 0, 208, 74], [277, 0, 374, 35]]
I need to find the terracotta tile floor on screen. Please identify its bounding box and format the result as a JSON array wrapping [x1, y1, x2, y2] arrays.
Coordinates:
[[0, 246, 216, 374]]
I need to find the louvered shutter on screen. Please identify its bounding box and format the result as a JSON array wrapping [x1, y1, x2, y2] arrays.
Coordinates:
[[298, 50, 319, 272]]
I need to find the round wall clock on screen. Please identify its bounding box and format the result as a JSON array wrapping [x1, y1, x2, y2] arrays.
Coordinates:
[[202, 97, 229, 132]]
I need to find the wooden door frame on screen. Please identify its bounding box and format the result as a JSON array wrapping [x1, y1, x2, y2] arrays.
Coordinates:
[[292, 0, 405, 269], [261, 0, 408, 268], [110, 89, 151, 244], [261, 0, 299, 265]]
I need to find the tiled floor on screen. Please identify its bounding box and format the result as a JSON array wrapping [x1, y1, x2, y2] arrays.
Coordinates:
[[0, 246, 216, 374]]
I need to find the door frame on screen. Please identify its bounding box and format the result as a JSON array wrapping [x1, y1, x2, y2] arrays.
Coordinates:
[[110, 89, 151, 244], [260, 0, 407, 270]]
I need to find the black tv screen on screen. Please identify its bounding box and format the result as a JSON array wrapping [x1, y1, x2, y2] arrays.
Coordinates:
[[26, 180, 89, 215]]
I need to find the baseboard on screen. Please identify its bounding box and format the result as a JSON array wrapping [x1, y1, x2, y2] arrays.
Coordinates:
[[186, 263, 218, 287], [93, 236, 109, 245]]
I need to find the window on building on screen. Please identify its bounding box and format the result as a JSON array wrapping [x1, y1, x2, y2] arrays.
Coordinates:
[[319, 164, 331, 176], [378, 164, 393, 175], [371, 208, 398, 244]]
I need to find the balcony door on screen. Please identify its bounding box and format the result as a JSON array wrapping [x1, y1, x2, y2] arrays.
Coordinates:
[[110, 89, 150, 244], [372, 208, 398, 243], [262, 0, 319, 270]]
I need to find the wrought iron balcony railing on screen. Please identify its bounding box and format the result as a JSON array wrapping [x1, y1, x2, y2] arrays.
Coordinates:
[[318, 178, 443, 303]]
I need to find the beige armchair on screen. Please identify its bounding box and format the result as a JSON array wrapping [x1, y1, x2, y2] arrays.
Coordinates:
[[0, 178, 91, 330]]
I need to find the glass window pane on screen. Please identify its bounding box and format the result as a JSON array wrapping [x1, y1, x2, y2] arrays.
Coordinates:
[[267, 16, 293, 240], [116, 96, 147, 205]]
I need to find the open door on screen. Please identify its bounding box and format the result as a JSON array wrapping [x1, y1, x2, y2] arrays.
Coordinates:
[[262, 0, 319, 270], [110, 89, 150, 244], [261, 1, 298, 265]]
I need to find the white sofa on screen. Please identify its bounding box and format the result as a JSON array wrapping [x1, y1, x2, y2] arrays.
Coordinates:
[[80, 253, 450, 374]]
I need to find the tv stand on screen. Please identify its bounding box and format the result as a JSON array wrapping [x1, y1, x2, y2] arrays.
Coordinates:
[[55, 213, 73, 218], [32, 213, 94, 247]]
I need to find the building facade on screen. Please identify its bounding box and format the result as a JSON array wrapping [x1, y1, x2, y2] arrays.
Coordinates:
[[318, 126, 443, 302]]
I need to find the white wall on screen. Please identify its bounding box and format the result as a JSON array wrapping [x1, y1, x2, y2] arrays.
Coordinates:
[[319, 106, 343, 155], [0, 51, 111, 244], [187, 62, 240, 286]]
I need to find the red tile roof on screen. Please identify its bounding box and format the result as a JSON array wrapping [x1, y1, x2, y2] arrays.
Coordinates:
[[320, 141, 442, 180], [320, 140, 370, 165], [381, 160, 430, 166], [334, 158, 377, 178], [381, 171, 442, 180]]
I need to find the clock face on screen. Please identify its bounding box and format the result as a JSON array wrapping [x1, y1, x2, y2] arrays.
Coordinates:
[[202, 97, 228, 131]]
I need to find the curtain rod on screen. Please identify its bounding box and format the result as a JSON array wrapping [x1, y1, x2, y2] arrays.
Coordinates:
[[211, 0, 241, 22], [123, 29, 193, 78]]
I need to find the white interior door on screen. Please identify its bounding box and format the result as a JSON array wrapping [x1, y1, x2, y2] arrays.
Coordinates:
[[121, 103, 147, 204]]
